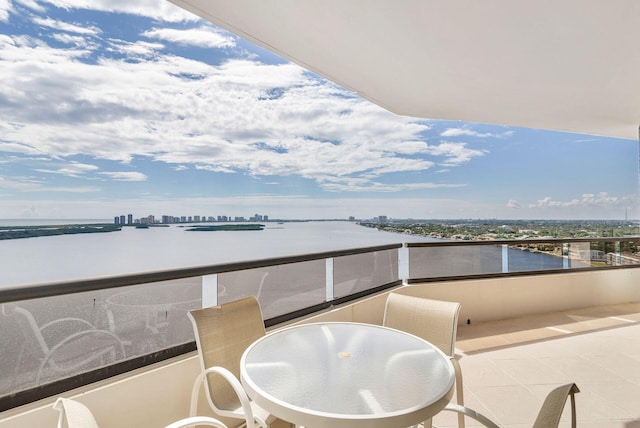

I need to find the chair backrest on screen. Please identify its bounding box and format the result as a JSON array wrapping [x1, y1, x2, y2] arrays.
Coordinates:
[[188, 296, 266, 411], [533, 383, 580, 428], [53, 397, 100, 428], [383, 293, 461, 357]]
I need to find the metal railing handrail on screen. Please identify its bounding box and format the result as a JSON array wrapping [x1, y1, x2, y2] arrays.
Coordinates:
[[0, 243, 402, 305], [4, 236, 640, 305], [406, 236, 640, 247]]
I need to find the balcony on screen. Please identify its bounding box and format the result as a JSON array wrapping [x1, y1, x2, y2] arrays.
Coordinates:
[[1, 238, 639, 427]]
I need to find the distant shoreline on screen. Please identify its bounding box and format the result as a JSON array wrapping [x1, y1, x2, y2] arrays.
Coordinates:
[[0, 224, 120, 240]]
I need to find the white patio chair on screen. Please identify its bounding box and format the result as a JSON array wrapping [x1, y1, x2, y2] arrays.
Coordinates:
[[53, 397, 231, 428], [383, 293, 464, 428], [188, 296, 279, 428], [441, 383, 580, 428]]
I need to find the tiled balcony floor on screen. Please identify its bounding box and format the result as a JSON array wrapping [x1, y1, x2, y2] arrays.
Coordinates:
[[432, 302, 640, 427]]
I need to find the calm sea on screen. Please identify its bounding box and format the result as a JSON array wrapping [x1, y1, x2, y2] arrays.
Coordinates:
[[0, 220, 431, 287]]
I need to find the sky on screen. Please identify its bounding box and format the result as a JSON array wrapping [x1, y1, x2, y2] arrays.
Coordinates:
[[0, 0, 638, 221]]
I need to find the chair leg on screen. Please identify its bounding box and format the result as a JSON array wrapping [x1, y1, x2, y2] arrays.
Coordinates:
[[452, 358, 465, 428], [190, 374, 204, 417]]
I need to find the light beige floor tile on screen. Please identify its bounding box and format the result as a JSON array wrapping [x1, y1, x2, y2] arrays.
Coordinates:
[[470, 385, 539, 425], [459, 355, 519, 388], [585, 353, 640, 381], [587, 381, 640, 417], [539, 355, 626, 384], [431, 390, 495, 428], [451, 302, 640, 427], [492, 357, 572, 385]]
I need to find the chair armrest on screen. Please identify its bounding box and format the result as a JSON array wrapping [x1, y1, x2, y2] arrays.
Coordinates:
[[164, 416, 228, 428], [441, 404, 500, 428], [196, 366, 258, 428]]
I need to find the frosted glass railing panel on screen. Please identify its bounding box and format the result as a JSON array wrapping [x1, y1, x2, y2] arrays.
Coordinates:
[[616, 241, 640, 266], [409, 245, 502, 278], [219, 260, 326, 319], [217, 267, 271, 305], [333, 249, 399, 299], [104, 278, 201, 348], [0, 278, 202, 399], [567, 242, 592, 268], [590, 240, 640, 266], [506, 243, 565, 272]]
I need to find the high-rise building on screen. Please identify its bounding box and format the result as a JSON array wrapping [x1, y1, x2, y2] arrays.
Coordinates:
[[127, 214, 133, 224]]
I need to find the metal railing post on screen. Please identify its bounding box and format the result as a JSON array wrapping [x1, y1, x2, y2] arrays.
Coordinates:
[[325, 258, 334, 301], [399, 245, 409, 284], [202, 274, 218, 307], [502, 244, 509, 273]]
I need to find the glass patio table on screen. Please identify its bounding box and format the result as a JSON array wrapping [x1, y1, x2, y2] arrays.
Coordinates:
[[240, 322, 455, 428]]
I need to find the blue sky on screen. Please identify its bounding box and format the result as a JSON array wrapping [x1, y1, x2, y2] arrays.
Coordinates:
[[0, 1, 637, 221]]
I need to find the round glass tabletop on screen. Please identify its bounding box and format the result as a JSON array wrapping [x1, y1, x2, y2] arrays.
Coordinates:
[[241, 322, 454, 428]]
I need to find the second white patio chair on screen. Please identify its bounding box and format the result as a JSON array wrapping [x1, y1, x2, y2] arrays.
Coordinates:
[[441, 383, 580, 428], [383, 292, 464, 428]]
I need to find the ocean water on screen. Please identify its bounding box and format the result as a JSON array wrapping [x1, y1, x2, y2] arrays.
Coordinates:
[[0, 220, 430, 287]]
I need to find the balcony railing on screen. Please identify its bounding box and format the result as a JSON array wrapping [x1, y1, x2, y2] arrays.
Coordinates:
[[1, 237, 639, 411], [407, 237, 640, 281]]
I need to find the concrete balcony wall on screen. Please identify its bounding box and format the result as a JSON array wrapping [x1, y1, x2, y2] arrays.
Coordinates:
[[297, 267, 640, 327], [2, 268, 639, 427], [400, 268, 640, 324]]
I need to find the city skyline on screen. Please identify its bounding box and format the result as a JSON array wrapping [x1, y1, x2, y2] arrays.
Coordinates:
[[0, 1, 638, 221]]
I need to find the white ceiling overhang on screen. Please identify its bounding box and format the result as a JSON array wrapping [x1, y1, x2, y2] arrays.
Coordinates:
[[169, 0, 640, 140]]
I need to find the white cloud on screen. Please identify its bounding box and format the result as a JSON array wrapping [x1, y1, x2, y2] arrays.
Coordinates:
[[107, 39, 164, 57], [0, 38, 449, 190], [99, 171, 147, 181], [318, 177, 465, 193], [0, 0, 11, 22], [507, 199, 521, 209], [0, 176, 100, 193], [426, 142, 486, 166], [0, 176, 43, 190], [441, 128, 513, 138], [15, 0, 46, 12], [142, 26, 235, 49], [36, 185, 100, 192], [35, 162, 99, 177], [33, 16, 101, 36], [528, 192, 635, 209], [39, 0, 196, 22], [0, 17, 479, 195], [51, 33, 92, 47]]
